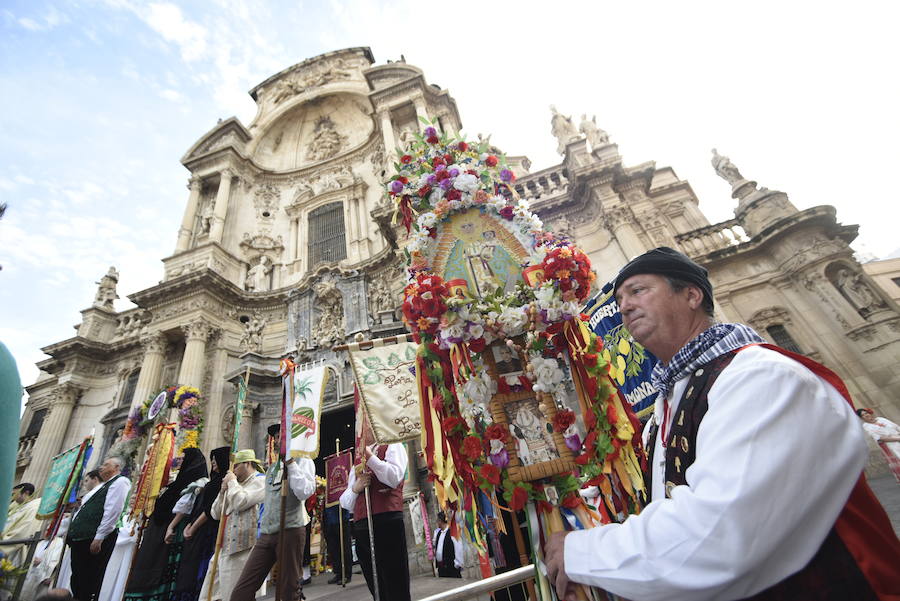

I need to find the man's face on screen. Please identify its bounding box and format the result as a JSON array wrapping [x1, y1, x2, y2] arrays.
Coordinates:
[[615, 274, 698, 360], [98, 458, 120, 481], [12, 488, 29, 504], [233, 462, 252, 480], [860, 410, 876, 424]]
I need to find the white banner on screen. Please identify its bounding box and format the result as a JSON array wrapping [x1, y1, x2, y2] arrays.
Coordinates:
[[290, 365, 330, 459], [348, 341, 421, 444]]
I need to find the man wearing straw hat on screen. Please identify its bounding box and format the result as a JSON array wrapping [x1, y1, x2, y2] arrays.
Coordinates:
[[200, 449, 265, 601], [229, 424, 316, 601]]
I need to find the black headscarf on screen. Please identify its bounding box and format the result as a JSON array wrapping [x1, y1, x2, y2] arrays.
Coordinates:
[[198, 446, 231, 521], [613, 246, 714, 310], [153, 447, 208, 525]]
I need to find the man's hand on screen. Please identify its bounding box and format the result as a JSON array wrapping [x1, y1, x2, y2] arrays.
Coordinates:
[[545, 531, 575, 600], [164, 526, 176, 544], [90, 538, 102, 554], [364, 444, 376, 462], [32, 556, 42, 566], [222, 472, 237, 490], [352, 471, 371, 494], [183, 523, 194, 540]]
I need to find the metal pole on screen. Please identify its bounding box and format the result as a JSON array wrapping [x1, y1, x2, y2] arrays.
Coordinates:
[[336, 437, 346, 588], [364, 484, 379, 601], [416, 565, 536, 601]]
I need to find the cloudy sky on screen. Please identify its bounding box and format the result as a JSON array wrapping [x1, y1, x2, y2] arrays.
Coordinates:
[[2, 0, 898, 396]]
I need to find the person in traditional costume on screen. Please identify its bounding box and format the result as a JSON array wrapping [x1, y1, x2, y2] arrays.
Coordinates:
[[0, 482, 42, 566], [229, 423, 316, 601], [199, 449, 265, 601], [20, 514, 69, 599], [433, 511, 463, 578], [125, 446, 208, 601], [173, 446, 230, 601], [322, 503, 352, 584], [858, 408, 900, 483], [544, 246, 900, 601], [66, 456, 130, 601], [339, 442, 410, 601]]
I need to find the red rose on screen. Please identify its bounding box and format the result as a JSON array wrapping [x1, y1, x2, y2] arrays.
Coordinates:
[[400, 155, 413, 164], [427, 135, 440, 144], [466, 169, 478, 176], [479, 464, 501, 486], [562, 492, 582, 509], [574, 452, 591, 466], [432, 157, 444, 167], [499, 206, 514, 220], [468, 338, 486, 353], [446, 189, 461, 201], [457, 142, 468, 152], [436, 169, 450, 181], [443, 153, 454, 164], [584, 431, 598, 451], [442, 416, 464, 431], [484, 423, 509, 442], [418, 185, 432, 198], [582, 353, 598, 368], [552, 410, 576, 433], [509, 486, 529, 511], [485, 155, 498, 167], [461, 436, 483, 461], [399, 176, 409, 184]]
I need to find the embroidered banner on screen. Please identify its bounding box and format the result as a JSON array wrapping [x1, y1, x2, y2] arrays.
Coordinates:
[[324, 450, 353, 507], [584, 282, 659, 418], [129, 422, 176, 520], [348, 340, 421, 444], [37, 441, 89, 519], [289, 365, 330, 459]]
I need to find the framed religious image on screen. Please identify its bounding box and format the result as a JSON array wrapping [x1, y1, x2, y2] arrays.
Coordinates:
[[485, 341, 576, 482]]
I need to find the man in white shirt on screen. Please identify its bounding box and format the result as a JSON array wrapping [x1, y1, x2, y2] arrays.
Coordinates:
[[433, 511, 463, 578], [339, 443, 410, 601], [544, 247, 900, 601], [66, 456, 130, 601]]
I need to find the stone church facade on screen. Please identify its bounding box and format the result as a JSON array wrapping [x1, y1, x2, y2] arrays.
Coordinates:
[[17, 47, 900, 560]]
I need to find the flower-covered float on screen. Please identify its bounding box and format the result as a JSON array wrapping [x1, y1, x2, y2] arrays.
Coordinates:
[[390, 121, 646, 597]]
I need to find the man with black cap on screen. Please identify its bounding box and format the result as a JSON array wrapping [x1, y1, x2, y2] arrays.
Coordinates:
[[433, 511, 463, 578], [545, 247, 900, 600], [229, 423, 316, 601]]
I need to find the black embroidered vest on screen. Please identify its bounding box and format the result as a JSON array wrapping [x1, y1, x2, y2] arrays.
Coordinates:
[[644, 351, 878, 600]]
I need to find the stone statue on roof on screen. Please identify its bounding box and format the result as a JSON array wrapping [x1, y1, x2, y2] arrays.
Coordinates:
[[550, 106, 579, 156], [711, 149, 745, 186], [93, 266, 119, 309]]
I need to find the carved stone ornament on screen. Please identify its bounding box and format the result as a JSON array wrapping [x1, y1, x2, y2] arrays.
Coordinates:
[[239, 311, 267, 353], [93, 266, 119, 309], [268, 56, 361, 106], [367, 277, 396, 314], [245, 255, 274, 293], [832, 267, 887, 316], [711, 148, 746, 186], [748, 307, 792, 332], [307, 116, 348, 162], [579, 114, 609, 148], [309, 165, 354, 196], [550, 105, 580, 155], [181, 318, 213, 342], [198, 130, 240, 155], [140, 331, 167, 355], [253, 184, 281, 221], [314, 281, 345, 347]]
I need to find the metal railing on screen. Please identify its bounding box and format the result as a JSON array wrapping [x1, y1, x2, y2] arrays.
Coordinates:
[[417, 565, 535, 601], [1, 533, 42, 600]]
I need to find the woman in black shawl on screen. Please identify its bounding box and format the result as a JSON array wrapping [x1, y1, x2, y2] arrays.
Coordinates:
[[173, 446, 230, 601], [125, 447, 208, 601]]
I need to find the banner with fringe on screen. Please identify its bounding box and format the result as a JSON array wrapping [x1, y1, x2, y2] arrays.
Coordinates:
[[287, 365, 330, 459], [129, 422, 176, 520]]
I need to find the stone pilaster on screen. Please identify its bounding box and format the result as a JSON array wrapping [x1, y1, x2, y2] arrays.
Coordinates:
[[412, 94, 429, 130], [178, 319, 214, 388], [24, 383, 81, 493], [130, 332, 167, 407], [605, 210, 646, 260], [378, 108, 396, 152], [175, 177, 203, 252], [208, 169, 233, 244]]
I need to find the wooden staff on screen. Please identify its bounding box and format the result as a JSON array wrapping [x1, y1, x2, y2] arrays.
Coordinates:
[[364, 482, 379, 601], [275, 365, 293, 601], [336, 437, 347, 588], [206, 366, 250, 601], [510, 508, 537, 601]]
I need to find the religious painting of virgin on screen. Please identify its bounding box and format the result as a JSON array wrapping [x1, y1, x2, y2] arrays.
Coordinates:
[[432, 209, 529, 299]]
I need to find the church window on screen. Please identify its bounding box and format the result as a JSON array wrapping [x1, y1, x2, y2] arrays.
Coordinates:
[[766, 325, 802, 354], [308, 202, 347, 266], [119, 370, 140, 406], [24, 408, 46, 437]]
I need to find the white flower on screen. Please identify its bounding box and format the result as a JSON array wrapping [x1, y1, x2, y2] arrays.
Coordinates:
[[454, 173, 479, 194], [497, 306, 529, 336], [467, 322, 485, 340], [417, 212, 438, 229], [490, 439, 505, 454], [530, 354, 564, 393]]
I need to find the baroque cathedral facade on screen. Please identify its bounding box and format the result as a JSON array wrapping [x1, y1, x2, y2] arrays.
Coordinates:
[[18, 47, 900, 536]]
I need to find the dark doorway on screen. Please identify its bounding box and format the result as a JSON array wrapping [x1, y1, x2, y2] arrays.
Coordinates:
[[315, 404, 355, 476]]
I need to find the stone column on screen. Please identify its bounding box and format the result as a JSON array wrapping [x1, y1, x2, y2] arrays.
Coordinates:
[[378, 108, 396, 152], [606, 212, 646, 260], [24, 383, 81, 493], [237, 402, 256, 451], [131, 332, 167, 407], [412, 95, 429, 130], [289, 218, 299, 261], [208, 169, 233, 244], [178, 319, 213, 388], [175, 177, 203, 252]]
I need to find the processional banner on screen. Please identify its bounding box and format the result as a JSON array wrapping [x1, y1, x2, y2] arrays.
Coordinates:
[[37, 440, 91, 519], [288, 365, 330, 459], [584, 282, 659, 418], [347, 338, 421, 444], [324, 450, 353, 507]]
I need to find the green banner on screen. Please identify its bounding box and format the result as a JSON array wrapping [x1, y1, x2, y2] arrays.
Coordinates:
[[232, 376, 247, 453], [37, 443, 83, 518]]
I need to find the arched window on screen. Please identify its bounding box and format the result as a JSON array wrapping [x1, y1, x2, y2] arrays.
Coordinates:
[[308, 202, 347, 266], [766, 324, 803, 354], [119, 370, 140, 406]]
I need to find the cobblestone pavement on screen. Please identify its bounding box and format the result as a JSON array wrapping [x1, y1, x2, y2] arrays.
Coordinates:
[[276, 475, 899, 601]]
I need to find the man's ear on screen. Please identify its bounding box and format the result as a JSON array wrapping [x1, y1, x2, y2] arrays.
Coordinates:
[[686, 285, 704, 310]]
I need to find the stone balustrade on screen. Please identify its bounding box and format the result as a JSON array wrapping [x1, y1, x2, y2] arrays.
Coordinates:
[[514, 167, 569, 201], [17, 434, 37, 468], [675, 219, 750, 256]]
